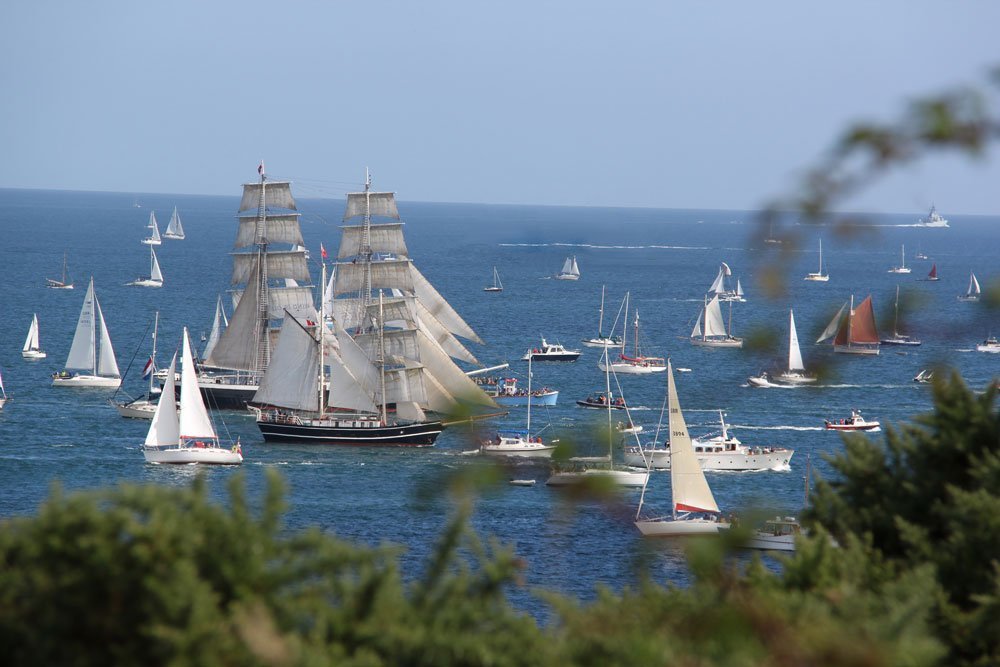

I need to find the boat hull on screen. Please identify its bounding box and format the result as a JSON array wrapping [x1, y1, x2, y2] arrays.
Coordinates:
[[522, 352, 580, 361], [833, 344, 880, 355], [112, 397, 161, 419], [141, 239, 162, 246], [52, 374, 121, 388], [480, 445, 555, 458], [824, 422, 880, 431], [598, 362, 666, 374], [803, 274, 829, 282], [690, 338, 744, 348], [483, 287, 502, 292], [21, 350, 47, 360], [494, 391, 559, 407], [126, 278, 163, 288], [257, 419, 442, 446], [554, 274, 579, 281], [740, 532, 797, 551], [976, 344, 1000, 353], [546, 468, 648, 487], [163, 233, 185, 240], [622, 448, 793, 471], [143, 446, 242, 465], [774, 373, 817, 384], [635, 518, 726, 536], [581, 337, 622, 348]]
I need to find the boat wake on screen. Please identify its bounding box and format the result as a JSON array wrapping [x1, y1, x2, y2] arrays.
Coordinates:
[[499, 242, 710, 250], [730, 425, 825, 432]]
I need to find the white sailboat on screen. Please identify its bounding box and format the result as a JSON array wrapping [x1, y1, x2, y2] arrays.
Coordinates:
[[21, 313, 47, 359], [202, 295, 229, 360], [707, 262, 745, 302], [141, 211, 162, 246], [957, 272, 981, 302], [46, 253, 74, 289], [804, 238, 829, 282], [163, 206, 185, 240], [112, 312, 167, 419], [582, 286, 625, 348], [599, 296, 665, 374], [143, 328, 243, 465], [690, 295, 743, 348], [554, 255, 580, 280], [887, 244, 911, 274], [483, 265, 503, 292], [481, 355, 556, 457], [52, 278, 121, 388], [635, 360, 727, 536], [126, 245, 164, 287], [750, 309, 815, 385], [0, 368, 7, 409]]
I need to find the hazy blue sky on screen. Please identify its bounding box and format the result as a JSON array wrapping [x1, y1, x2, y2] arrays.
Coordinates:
[[2, 2, 998, 213]]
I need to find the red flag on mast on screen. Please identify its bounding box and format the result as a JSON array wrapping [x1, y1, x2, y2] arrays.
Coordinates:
[[320, 243, 328, 260]]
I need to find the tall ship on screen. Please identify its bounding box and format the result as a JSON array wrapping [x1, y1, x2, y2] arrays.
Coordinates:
[[199, 164, 313, 407], [816, 294, 880, 355]]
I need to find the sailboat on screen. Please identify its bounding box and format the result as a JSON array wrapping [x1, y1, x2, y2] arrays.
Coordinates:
[[483, 266, 503, 292], [916, 204, 949, 228], [163, 206, 185, 240], [764, 221, 782, 244], [547, 347, 648, 487], [706, 262, 745, 302], [957, 272, 981, 302], [817, 295, 880, 355], [142, 329, 243, 465], [554, 255, 580, 280], [690, 295, 743, 348], [480, 355, 556, 457], [924, 263, 940, 282], [888, 244, 911, 273], [52, 278, 122, 387], [251, 289, 444, 446], [634, 360, 727, 536], [914, 243, 929, 260], [0, 368, 7, 409], [112, 312, 168, 419], [582, 286, 624, 348], [141, 211, 162, 246], [201, 295, 229, 360], [199, 163, 314, 407], [881, 286, 921, 346], [599, 296, 665, 374], [804, 238, 829, 282], [126, 245, 164, 287], [46, 253, 74, 289], [749, 310, 815, 385], [21, 314, 47, 359]]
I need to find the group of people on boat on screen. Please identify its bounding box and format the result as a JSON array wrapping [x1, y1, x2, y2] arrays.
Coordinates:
[[585, 393, 625, 406]]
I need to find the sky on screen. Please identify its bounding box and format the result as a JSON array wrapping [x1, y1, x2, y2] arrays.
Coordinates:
[[2, 1, 998, 214]]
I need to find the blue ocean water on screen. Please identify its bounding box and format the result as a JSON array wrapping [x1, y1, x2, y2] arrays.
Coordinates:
[[0, 187, 998, 610]]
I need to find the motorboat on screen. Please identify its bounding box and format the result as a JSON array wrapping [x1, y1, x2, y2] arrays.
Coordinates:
[[824, 409, 880, 431], [976, 336, 1000, 353], [522, 338, 581, 361], [576, 391, 627, 410]]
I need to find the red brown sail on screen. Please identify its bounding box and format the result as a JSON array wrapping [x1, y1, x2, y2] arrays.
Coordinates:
[[849, 295, 879, 344]]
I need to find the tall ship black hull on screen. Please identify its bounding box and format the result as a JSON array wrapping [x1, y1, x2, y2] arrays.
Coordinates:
[[256, 412, 442, 446]]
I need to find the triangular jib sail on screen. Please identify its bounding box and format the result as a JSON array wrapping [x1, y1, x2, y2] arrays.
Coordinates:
[[23, 314, 41, 353], [788, 310, 804, 371], [164, 206, 185, 239], [667, 361, 719, 515]]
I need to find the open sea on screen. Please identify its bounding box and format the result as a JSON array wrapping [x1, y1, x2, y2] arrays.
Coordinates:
[[1, 187, 998, 614]]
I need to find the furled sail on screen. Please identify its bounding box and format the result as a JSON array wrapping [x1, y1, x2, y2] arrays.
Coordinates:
[[239, 181, 297, 213], [343, 191, 400, 221], [788, 310, 804, 371], [667, 361, 719, 514], [337, 222, 409, 259]]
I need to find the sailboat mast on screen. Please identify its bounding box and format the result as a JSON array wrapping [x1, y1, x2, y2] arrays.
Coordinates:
[[252, 164, 271, 372], [893, 285, 900, 337], [361, 170, 374, 315], [526, 354, 532, 435], [378, 290, 387, 424], [319, 261, 327, 415], [62, 253, 68, 283], [597, 285, 605, 337], [150, 311, 159, 396], [633, 310, 639, 357], [728, 300, 733, 337], [818, 238, 823, 273], [621, 292, 629, 356], [604, 346, 613, 464], [847, 294, 855, 348]]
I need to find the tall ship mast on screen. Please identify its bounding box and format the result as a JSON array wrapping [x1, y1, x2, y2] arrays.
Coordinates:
[[200, 163, 313, 407]]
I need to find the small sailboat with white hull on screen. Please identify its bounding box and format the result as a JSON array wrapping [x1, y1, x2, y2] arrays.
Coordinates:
[[957, 272, 980, 302], [881, 286, 921, 346], [52, 278, 121, 388], [804, 238, 829, 282], [816, 295, 880, 355], [21, 314, 47, 359], [599, 297, 665, 374], [634, 360, 728, 536], [690, 295, 743, 348], [142, 329, 243, 465], [707, 262, 745, 302], [887, 245, 911, 274], [141, 211, 162, 246], [480, 355, 556, 458], [162, 206, 185, 240], [924, 264, 939, 282], [581, 286, 624, 348], [483, 266, 503, 292], [126, 245, 164, 288], [112, 312, 168, 419], [46, 253, 74, 289], [554, 255, 580, 280], [0, 370, 7, 409], [749, 309, 815, 385]]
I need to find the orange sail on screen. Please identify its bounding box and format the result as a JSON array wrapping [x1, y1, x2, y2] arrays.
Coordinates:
[[928, 264, 937, 279], [849, 295, 879, 344]]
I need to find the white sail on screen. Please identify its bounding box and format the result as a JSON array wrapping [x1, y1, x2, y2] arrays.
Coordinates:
[[322, 266, 337, 320], [206, 262, 262, 371], [667, 361, 720, 514], [265, 285, 315, 320], [179, 328, 216, 440], [65, 278, 97, 371], [570, 257, 580, 276], [323, 328, 380, 414], [690, 311, 703, 338], [970, 273, 981, 295], [150, 247, 163, 283], [23, 314, 40, 353], [203, 295, 227, 360], [788, 310, 805, 371], [333, 321, 381, 400], [164, 207, 185, 239], [708, 267, 726, 294], [239, 181, 297, 213], [735, 279, 744, 297], [410, 265, 484, 344], [145, 354, 179, 447], [560, 257, 574, 275], [816, 302, 847, 343], [231, 251, 310, 285], [147, 212, 161, 243], [233, 213, 303, 249], [253, 315, 321, 412], [343, 191, 400, 220], [96, 296, 120, 378], [333, 259, 416, 296], [337, 223, 409, 259], [703, 296, 728, 337]]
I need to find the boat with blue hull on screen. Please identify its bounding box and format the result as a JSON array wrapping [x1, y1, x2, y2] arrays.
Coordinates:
[[476, 376, 558, 406]]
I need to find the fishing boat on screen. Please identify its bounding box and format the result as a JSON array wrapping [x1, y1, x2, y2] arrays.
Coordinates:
[[45, 253, 74, 289], [957, 272, 981, 302], [21, 314, 46, 359], [581, 286, 624, 348], [803, 238, 829, 282], [913, 369, 933, 383], [634, 361, 727, 536], [690, 295, 743, 348], [141, 211, 162, 246], [476, 375, 559, 407], [599, 297, 666, 374], [741, 516, 801, 552], [251, 293, 444, 446], [916, 204, 949, 228], [817, 295, 880, 355], [547, 347, 648, 487], [481, 356, 557, 458], [0, 369, 7, 409], [483, 266, 503, 292], [976, 336, 1000, 353], [706, 262, 745, 302], [554, 255, 580, 280], [924, 263, 939, 282], [142, 329, 243, 465], [881, 286, 921, 346], [750, 310, 815, 385], [111, 312, 166, 419], [522, 338, 581, 361], [624, 410, 793, 471], [824, 409, 880, 431], [126, 245, 164, 288], [887, 244, 911, 274], [162, 206, 185, 240], [52, 278, 121, 388]]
